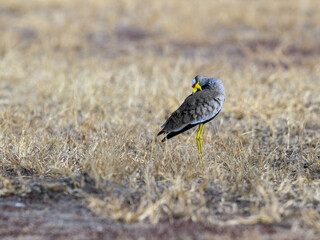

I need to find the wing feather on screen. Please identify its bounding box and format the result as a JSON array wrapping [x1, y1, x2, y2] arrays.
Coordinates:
[[159, 89, 224, 135]]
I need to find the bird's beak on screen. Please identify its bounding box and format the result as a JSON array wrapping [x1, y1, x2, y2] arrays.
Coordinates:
[[192, 82, 202, 93]]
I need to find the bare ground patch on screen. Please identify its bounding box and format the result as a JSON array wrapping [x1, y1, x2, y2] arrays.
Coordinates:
[[1, 176, 319, 240]]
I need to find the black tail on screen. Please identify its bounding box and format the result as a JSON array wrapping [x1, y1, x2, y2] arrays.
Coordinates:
[[160, 124, 197, 142], [157, 129, 165, 136]]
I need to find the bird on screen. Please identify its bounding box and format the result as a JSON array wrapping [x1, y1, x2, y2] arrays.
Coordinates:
[[157, 75, 225, 159]]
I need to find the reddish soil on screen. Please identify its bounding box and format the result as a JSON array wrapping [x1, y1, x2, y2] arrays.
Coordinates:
[[0, 177, 318, 240]]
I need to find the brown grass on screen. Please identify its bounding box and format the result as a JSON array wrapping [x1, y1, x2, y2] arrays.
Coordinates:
[[1, 0, 320, 238]]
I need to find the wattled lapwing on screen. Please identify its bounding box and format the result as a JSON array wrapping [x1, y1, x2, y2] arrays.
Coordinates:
[[157, 75, 225, 159]]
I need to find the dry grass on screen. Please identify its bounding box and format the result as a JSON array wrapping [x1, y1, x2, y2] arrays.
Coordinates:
[[1, 0, 320, 238]]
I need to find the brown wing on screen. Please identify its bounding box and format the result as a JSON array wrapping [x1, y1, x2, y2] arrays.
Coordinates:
[[158, 89, 224, 136]]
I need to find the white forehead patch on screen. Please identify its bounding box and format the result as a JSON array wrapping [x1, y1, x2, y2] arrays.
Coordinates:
[[192, 78, 196, 85]]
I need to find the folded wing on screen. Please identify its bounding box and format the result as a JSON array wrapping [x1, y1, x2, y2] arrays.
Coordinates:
[[158, 90, 223, 141]]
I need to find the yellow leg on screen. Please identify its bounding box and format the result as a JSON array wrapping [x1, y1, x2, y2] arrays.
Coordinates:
[[196, 124, 201, 153], [196, 124, 205, 162], [199, 124, 205, 154]]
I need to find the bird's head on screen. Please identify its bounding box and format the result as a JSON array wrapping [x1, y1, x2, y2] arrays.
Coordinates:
[[192, 75, 205, 93], [192, 75, 224, 94]]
